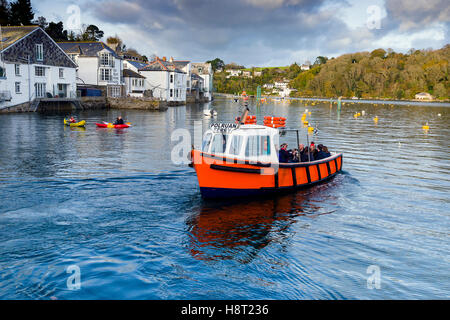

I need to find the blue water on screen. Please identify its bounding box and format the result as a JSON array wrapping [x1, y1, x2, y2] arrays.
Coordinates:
[[0, 99, 449, 299]]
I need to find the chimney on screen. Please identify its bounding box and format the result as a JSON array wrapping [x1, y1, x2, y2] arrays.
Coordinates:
[[169, 57, 174, 63], [162, 56, 166, 61]]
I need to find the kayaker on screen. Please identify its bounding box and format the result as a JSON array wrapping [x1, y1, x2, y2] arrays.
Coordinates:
[[114, 116, 125, 125], [69, 116, 76, 123]]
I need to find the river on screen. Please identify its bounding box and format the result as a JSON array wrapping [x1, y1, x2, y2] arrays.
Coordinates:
[[0, 98, 448, 299]]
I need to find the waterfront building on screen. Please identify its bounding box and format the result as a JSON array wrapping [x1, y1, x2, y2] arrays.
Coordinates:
[[191, 62, 213, 101], [123, 69, 146, 97], [415, 92, 433, 100], [0, 26, 77, 110], [139, 57, 187, 102], [58, 41, 124, 97], [171, 58, 192, 92]]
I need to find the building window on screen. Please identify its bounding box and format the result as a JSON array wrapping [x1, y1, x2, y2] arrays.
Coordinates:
[[100, 68, 112, 81], [170, 89, 173, 97], [0, 66, 5, 78], [35, 83, 46, 98], [35, 44, 44, 61], [170, 74, 173, 83], [100, 53, 112, 67], [15, 64, 20, 76], [15, 82, 21, 94], [35, 66, 45, 77], [59, 68, 64, 78]]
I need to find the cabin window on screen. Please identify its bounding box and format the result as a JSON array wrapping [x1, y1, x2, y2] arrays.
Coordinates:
[[228, 135, 243, 155], [202, 133, 212, 152], [245, 135, 271, 157], [210, 134, 226, 154]]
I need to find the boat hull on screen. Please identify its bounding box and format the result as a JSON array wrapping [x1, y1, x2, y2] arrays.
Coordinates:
[[64, 119, 86, 127], [191, 150, 343, 199]]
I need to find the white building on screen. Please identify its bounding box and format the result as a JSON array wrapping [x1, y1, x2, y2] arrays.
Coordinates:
[[274, 81, 289, 89], [225, 69, 242, 77], [0, 26, 77, 110], [58, 41, 124, 97], [301, 64, 311, 71], [172, 59, 191, 92], [191, 62, 213, 101], [138, 57, 187, 102], [123, 69, 145, 97]]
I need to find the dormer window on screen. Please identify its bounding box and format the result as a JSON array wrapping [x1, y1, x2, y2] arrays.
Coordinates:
[[35, 44, 43, 61], [100, 53, 113, 67]]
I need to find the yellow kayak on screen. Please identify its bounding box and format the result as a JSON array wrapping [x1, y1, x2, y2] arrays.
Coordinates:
[[64, 119, 86, 127]]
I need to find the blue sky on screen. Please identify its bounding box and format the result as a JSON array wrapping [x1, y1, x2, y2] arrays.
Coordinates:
[[33, 0, 449, 66]]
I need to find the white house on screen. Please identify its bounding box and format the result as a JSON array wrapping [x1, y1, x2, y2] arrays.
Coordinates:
[[274, 81, 289, 89], [123, 69, 145, 97], [415, 92, 433, 100], [139, 57, 187, 102], [0, 26, 77, 110], [58, 41, 124, 97], [191, 62, 213, 101], [172, 59, 191, 92], [301, 64, 311, 71], [226, 69, 242, 77]]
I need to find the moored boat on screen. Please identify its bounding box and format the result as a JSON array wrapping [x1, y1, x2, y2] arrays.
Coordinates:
[[190, 114, 343, 199]]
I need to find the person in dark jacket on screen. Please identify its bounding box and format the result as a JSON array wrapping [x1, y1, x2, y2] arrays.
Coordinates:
[[114, 116, 125, 125], [322, 146, 331, 158], [301, 146, 314, 162], [279, 143, 290, 163]]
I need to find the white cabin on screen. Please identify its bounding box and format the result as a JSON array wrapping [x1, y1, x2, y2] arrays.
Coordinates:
[[201, 124, 280, 164]]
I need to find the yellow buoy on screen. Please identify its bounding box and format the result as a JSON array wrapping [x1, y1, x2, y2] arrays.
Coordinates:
[[308, 126, 314, 133], [422, 123, 430, 130], [373, 116, 379, 123]]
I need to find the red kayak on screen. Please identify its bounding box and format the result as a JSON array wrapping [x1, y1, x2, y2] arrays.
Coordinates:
[[95, 123, 130, 129]]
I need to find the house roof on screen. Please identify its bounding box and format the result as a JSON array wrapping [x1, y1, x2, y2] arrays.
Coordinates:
[[0, 26, 40, 50], [123, 68, 145, 79], [139, 58, 185, 73], [125, 60, 148, 70], [191, 73, 203, 80], [57, 41, 120, 58], [173, 60, 190, 68]]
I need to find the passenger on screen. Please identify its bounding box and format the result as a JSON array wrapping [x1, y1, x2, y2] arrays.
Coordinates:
[[290, 149, 300, 163], [310, 142, 318, 159], [114, 116, 125, 125], [69, 116, 76, 123], [323, 146, 331, 158], [301, 146, 314, 162], [278, 143, 290, 163], [316, 144, 326, 160]]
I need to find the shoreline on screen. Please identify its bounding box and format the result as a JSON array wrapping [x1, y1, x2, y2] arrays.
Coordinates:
[[213, 93, 450, 106]]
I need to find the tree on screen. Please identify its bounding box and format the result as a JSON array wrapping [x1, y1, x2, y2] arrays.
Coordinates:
[[9, 0, 34, 26], [314, 56, 328, 65], [83, 24, 104, 41], [33, 16, 48, 29], [45, 21, 68, 42], [0, 0, 10, 26], [206, 58, 225, 72], [142, 55, 148, 63], [106, 35, 126, 52]]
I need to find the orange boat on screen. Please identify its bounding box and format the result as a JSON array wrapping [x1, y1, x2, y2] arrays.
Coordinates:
[[190, 112, 343, 199]]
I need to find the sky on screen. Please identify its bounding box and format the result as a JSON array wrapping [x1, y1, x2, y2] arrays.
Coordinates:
[[34, 0, 449, 67]]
